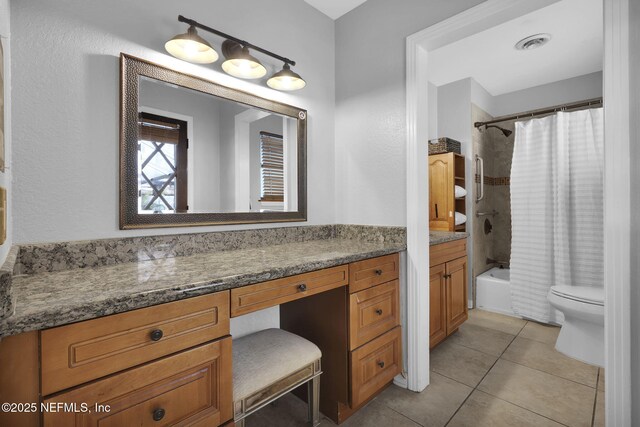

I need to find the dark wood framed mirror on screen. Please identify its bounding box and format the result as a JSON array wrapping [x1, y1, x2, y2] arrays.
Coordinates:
[[120, 54, 307, 229]]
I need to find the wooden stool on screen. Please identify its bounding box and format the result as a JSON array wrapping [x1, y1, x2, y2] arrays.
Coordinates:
[[233, 329, 322, 427]]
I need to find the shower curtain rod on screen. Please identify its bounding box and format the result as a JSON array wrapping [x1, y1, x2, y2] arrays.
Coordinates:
[[474, 97, 603, 128]]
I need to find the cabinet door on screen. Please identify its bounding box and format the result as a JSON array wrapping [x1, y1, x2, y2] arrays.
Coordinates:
[[43, 338, 233, 427], [446, 256, 468, 334], [429, 154, 454, 231], [429, 264, 447, 348]]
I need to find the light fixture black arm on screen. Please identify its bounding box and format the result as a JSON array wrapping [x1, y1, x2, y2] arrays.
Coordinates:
[[177, 15, 296, 66]]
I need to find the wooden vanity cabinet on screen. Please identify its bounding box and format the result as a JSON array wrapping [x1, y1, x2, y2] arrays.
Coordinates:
[[430, 239, 468, 348], [1, 291, 233, 427], [280, 253, 402, 424]]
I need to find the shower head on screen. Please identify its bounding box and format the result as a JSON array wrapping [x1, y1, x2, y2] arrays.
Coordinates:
[[485, 124, 513, 138]]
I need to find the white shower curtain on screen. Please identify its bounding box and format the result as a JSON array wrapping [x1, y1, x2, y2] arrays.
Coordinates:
[[510, 108, 604, 323]]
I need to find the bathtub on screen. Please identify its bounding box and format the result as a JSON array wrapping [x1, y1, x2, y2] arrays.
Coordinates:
[[475, 267, 517, 317]]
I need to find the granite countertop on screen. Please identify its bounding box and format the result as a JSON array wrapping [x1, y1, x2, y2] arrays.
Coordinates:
[[429, 231, 469, 245], [0, 238, 405, 337]]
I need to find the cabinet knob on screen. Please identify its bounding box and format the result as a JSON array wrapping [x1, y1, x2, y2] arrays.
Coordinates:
[[374, 269, 383, 276], [298, 284, 307, 292], [375, 309, 383, 316], [150, 329, 164, 341], [152, 408, 165, 421], [377, 361, 385, 368], [443, 274, 451, 279]]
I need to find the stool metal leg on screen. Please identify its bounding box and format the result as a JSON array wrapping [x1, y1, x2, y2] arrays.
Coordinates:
[[235, 418, 246, 427], [307, 376, 320, 427]]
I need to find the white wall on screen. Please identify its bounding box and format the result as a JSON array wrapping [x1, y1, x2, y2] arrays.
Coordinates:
[[10, 0, 335, 243], [0, 0, 11, 265], [334, 0, 485, 226], [139, 79, 222, 212], [630, 0, 640, 422], [490, 71, 603, 116]]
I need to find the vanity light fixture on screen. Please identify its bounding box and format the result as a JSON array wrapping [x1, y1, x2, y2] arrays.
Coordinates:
[[220, 40, 267, 79], [267, 63, 307, 91], [165, 25, 219, 64], [165, 15, 306, 90]]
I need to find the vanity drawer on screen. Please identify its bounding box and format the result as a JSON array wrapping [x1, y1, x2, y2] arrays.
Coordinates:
[[43, 337, 233, 427], [349, 280, 400, 350], [430, 239, 466, 267], [41, 291, 230, 395], [350, 326, 402, 408], [349, 253, 399, 293], [230, 265, 348, 317]]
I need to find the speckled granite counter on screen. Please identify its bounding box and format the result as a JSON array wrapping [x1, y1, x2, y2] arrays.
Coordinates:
[[0, 231, 406, 337], [429, 231, 469, 245]]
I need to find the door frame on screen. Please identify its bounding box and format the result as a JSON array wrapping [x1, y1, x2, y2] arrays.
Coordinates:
[[405, 0, 631, 424]]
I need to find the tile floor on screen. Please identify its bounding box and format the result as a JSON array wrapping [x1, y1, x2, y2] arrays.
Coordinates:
[[245, 309, 605, 427]]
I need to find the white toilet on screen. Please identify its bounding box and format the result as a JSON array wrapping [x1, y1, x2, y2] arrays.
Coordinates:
[[547, 285, 604, 367]]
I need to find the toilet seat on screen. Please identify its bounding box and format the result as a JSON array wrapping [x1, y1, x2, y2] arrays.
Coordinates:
[[550, 286, 604, 306]]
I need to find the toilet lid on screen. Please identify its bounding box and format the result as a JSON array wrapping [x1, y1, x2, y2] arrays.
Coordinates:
[[550, 286, 604, 306]]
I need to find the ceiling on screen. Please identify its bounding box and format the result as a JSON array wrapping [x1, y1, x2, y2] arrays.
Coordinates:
[[303, 0, 369, 20], [428, 0, 603, 95]]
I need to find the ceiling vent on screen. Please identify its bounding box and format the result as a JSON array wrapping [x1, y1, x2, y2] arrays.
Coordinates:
[[515, 33, 552, 51]]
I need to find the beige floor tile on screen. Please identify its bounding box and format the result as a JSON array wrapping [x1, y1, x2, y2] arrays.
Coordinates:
[[447, 323, 515, 356], [502, 336, 598, 387], [377, 372, 472, 427], [478, 359, 596, 427], [518, 321, 560, 345], [467, 309, 527, 335], [448, 390, 564, 427], [598, 368, 605, 391], [593, 390, 605, 427], [430, 340, 498, 387], [338, 400, 420, 427]]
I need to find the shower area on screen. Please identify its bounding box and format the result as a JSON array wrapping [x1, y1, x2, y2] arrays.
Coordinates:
[[471, 100, 604, 321], [471, 104, 516, 315]]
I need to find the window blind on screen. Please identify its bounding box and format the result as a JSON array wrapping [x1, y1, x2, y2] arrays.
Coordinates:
[[138, 117, 181, 144], [260, 132, 284, 202]]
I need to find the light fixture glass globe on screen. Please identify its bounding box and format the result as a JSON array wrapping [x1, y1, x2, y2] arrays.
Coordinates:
[[165, 26, 219, 64], [267, 64, 306, 91], [221, 46, 267, 79]]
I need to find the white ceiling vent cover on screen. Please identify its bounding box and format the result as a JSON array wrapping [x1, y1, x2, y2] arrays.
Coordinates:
[[515, 33, 552, 50]]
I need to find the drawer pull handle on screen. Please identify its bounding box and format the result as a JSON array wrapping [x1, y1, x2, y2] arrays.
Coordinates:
[[298, 284, 307, 292], [375, 309, 383, 316], [150, 329, 164, 341], [377, 361, 385, 368], [153, 408, 166, 421], [374, 269, 383, 276]]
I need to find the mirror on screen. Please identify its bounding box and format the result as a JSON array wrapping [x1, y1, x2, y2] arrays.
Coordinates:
[[120, 54, 307, 229]]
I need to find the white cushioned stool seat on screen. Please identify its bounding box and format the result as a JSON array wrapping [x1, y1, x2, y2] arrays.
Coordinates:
[[233, 328, 322, 426]]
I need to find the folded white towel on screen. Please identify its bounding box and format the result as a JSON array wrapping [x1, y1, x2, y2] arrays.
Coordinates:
[[455, 212, 467, 226], [455, 185, 467, 198]]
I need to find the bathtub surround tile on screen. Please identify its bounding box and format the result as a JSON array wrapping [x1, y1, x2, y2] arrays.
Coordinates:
[[518, 321, 561, 345], [376, 372, 472, 427], [448, 323, 516, 357], [478, 359, 595, 427], [502, 336, 598, 387], [430, 340, 498, 387], [467, 309, 527, 335], [448, 390, 564, 427]]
